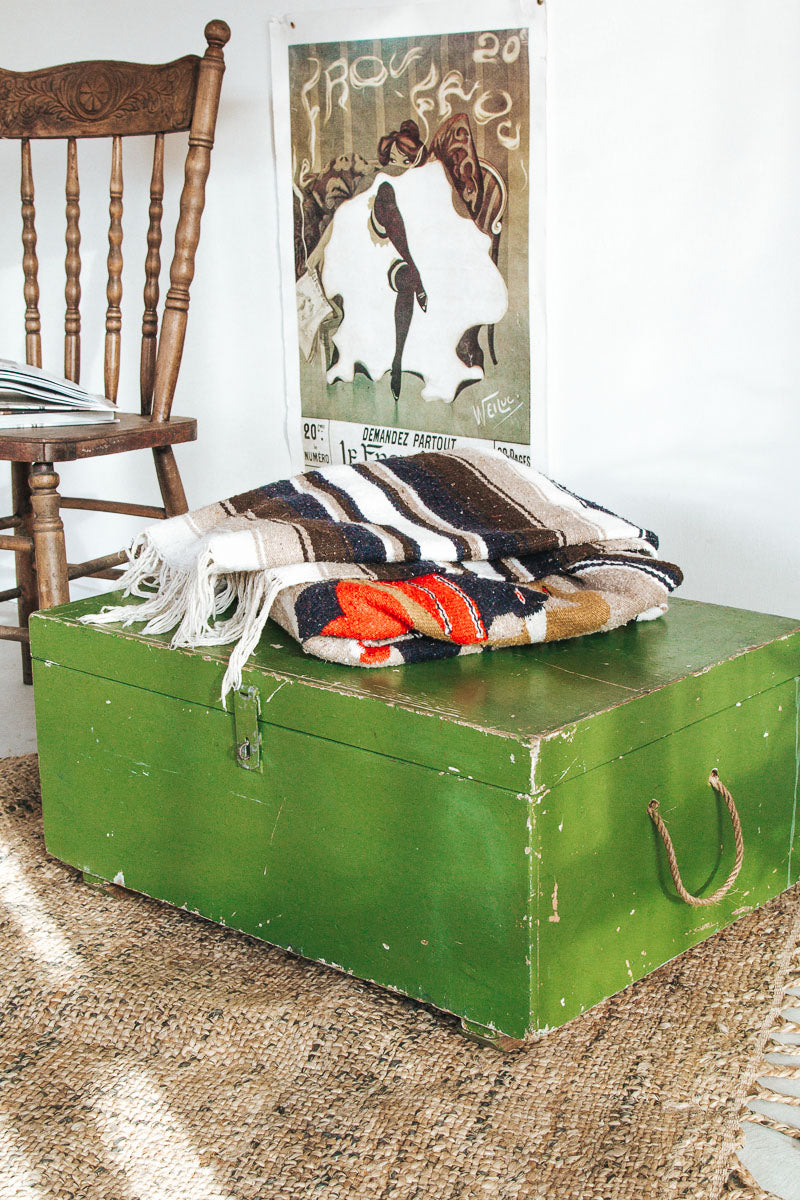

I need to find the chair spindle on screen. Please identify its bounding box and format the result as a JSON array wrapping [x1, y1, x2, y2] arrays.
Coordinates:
[[151, 19, 229, 423], [140, 133, 164, 415], [20, 140, 42, 369], [64, 137, 81, 383], [105, 136, 124, 403]]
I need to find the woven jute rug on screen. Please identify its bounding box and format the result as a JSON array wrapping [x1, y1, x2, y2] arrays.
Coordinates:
[[1, 754, 799, 1200]]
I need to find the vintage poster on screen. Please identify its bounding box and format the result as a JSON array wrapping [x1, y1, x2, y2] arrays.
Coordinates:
[[271, 5, 540, 470]]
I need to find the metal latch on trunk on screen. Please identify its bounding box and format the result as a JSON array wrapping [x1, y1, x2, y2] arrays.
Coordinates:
[[233, 686, 262, 771]]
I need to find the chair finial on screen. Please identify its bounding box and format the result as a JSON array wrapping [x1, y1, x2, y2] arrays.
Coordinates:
[[204, 20, 231, 50]]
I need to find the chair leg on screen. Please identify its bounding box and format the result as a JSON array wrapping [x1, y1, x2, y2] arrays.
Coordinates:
[[29, 463, 69, 610], [152, 445, 189, 517], [10, 462, 37, 684]]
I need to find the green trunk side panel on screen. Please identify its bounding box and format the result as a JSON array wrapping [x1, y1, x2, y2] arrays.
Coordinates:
[[531, 678, 800, 1033], [33, 662, 533, 1038]]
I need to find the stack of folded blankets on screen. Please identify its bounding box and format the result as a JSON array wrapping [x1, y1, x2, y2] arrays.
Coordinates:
[[86, 448, 683, 700]]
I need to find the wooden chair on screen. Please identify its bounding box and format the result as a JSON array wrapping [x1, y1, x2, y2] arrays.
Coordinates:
[[0, 19, 230, 681]]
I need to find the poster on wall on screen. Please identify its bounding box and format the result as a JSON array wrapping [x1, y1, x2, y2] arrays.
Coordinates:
[[271, 2, 542, 470]]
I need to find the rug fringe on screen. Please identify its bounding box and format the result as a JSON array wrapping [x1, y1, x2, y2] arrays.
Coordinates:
[[722, 919, 800, 1197]]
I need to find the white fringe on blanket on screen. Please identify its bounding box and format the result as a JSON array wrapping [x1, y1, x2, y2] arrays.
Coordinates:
[[85, 532, 329, 702]]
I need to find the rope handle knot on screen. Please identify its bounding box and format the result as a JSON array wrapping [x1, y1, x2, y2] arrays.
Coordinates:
[[648, 769, 744, 907]]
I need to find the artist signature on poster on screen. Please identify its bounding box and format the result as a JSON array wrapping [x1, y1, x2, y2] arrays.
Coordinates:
[[472, 390, 524, 429]]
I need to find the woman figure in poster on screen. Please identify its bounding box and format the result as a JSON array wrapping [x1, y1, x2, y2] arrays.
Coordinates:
[[319, 116, 508, 404]]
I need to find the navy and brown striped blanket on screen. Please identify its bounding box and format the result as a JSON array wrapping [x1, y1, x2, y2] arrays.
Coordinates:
[[85, 449, 683, 699]]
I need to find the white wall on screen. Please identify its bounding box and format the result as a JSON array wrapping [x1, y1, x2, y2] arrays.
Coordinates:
[[546, 0, 800, 618], [1, 0, 798, 618]]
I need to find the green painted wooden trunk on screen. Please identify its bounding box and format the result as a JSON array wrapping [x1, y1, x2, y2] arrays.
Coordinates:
[[30, 594, 800, 1045]]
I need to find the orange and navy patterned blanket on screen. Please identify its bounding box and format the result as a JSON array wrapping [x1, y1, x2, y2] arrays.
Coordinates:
[[86, 449, 683, 700]]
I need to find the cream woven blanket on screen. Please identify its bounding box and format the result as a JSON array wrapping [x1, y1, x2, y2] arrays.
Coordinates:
[[84, 449, 682, 699]]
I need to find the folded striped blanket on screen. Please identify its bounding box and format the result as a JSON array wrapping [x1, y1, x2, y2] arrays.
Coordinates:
[[86, 449, 683, 700]]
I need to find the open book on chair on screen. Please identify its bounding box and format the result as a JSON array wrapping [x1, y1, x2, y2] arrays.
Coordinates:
[[0, 359, 119, 429]]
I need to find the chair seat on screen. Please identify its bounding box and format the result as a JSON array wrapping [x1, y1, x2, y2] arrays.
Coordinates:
[[0, 413, 197, 463]]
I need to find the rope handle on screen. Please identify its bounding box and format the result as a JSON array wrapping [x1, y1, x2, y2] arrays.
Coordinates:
[[647, 769, 744, 907]]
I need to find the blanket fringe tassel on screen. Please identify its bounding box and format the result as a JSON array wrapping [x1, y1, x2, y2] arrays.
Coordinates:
[[80, 533, 288, 704]]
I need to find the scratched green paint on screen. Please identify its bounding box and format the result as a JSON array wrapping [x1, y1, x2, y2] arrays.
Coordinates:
[[33, 595, 800, 788], [532, 679, 800, 1032], [30, 596, 800, 1041], [33, 663, 532, 1036], [535, 633, 800, 789]]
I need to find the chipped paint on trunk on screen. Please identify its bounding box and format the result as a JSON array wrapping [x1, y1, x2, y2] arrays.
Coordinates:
[[548, 881, 560, 923]]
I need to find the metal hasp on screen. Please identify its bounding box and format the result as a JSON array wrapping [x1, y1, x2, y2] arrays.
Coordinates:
[[233, 685, 261, 770]]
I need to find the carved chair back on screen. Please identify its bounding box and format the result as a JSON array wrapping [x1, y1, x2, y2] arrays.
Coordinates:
[[0, 19, 230, 420]]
